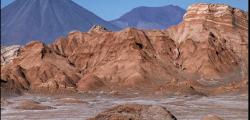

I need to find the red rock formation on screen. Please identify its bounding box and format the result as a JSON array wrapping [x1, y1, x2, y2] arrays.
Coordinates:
[[87, 104, 177, 120], [1, 41, 82, 93], [1, 45, 21, 65], [167, 3, 248, 79], [1, 3, 248, 95]]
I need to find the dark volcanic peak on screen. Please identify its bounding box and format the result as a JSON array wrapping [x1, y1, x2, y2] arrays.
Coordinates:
[[1, 0, 120, 45], [110, 5, 186, 30]]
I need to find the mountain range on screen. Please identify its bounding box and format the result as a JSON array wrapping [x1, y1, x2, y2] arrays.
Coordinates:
[[1, 0, 186, 45], [1, 0, 119, 45], [1, 3, 248, 95], [110, 5, 186, 30], [0, 2, 248, 120]]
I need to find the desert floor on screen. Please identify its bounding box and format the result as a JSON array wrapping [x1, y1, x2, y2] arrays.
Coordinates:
[[1, 93, 248, 120]]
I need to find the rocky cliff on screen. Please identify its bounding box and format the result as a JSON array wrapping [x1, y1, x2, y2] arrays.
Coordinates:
[[1, 3, 248, 95], [1, 45, 22, 65], [167, 3, 248, 79]]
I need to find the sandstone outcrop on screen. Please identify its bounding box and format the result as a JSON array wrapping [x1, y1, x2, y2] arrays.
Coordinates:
[[1, 41, 82, 93], [168, 3, 248, 79], [1, 3, 248, 95], [87, 104, 177, 120], [89, 25, 110, 33], [1, 45, 21, 65]]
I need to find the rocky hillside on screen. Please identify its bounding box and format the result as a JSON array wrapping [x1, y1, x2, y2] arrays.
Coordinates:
[[1, 45, 22, 65], [88, 104, 177, 120], [168, 3, 248, 79], [1, 3, 248, 95]]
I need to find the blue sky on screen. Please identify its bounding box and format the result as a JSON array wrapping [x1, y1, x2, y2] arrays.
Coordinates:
[[1, 0, 248, 20]]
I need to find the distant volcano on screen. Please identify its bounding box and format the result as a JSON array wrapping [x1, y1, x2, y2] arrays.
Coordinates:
[[110, 5, 186, 30], [1, 0, 120, 45]]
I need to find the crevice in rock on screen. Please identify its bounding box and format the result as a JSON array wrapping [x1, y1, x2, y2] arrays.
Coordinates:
[[135, 42, 144, 49]]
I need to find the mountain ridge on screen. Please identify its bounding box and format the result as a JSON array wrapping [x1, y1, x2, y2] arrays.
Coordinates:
[[110, 5, 186, 30], [1, 0, 120, 45], [1, 3, 248, 96]]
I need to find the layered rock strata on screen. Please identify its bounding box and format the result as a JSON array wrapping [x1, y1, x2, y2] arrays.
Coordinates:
[[1, 3, 248, 95]]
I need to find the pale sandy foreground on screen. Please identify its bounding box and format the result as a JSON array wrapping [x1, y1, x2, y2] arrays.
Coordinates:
[[1, 94, 248, 120]]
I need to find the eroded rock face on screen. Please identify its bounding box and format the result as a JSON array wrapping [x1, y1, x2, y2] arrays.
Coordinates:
[[1, 3, 248, 95], [167, 3, 248, 79], [184, 3, 248, 27], [87, 104, 177, 120], [1, 45, 21, 65], [89, 25, 110, 33], [1, 41, 82, 93]]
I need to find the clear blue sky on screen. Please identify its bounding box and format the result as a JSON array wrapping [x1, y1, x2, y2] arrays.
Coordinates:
[[1, 0, 248, 20]]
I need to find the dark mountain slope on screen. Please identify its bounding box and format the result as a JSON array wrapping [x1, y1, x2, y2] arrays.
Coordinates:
[[1, 0, 120, 45], [111, 5, 186, 30]]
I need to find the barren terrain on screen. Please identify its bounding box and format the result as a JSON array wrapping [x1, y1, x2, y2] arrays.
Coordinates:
[[1, 93, 248, 120]]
